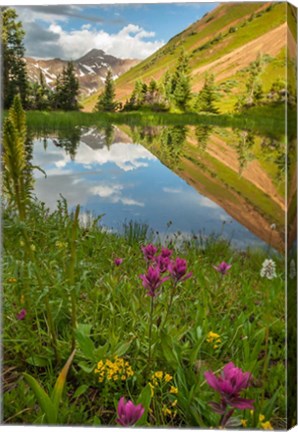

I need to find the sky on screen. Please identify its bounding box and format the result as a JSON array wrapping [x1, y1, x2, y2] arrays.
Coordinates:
[[15, 3, 217, 60]]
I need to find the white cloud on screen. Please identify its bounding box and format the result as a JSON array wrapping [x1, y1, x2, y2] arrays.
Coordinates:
[[45, 23, 164, 60], [17, 6, 164, 60]]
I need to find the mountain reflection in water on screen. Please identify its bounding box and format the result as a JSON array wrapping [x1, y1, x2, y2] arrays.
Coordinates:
[[30, 124, 289, 252]]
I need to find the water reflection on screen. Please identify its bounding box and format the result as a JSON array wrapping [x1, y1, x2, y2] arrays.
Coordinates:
[[31, 124, 286, 251]]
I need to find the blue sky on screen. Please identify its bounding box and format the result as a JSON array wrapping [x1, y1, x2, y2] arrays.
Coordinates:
[[16, 3, 217, 60]]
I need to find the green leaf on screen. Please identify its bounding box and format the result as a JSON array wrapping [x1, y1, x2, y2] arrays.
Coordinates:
[[114, 339, 132, 357], [75, 324, 96, 361], [23, 373, 57, 424], [135, 384, 152, 426], [26, 356, 50, 367], [51, 349, 76, 414], [92, 415, 101, 425], [73, 384, 89, 398], [160, 330, 180, 368], [78, 361, 94, 373]]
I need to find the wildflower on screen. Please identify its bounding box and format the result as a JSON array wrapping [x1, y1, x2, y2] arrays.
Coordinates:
[[204, 362, 254, 411], [140, 266, 169, 297], [141, 244, 158, 262], [154, 371, 163, 380], [20, 294, 25, 304], [20, 240, 25, 247], [16, 309, 27, 320], [261, 421, 273, 430], [7, 277, 17, 283], [290, 259, 296, 279], [116, 397, 144, 426], [171, 399, 178, 407], [162, 405, 172, 416], [114, 258, 123, 266], [270, 223, 276, 230], [30, 244, 36, 252], [55, 240, 67, 249], [161, 247, 173, 258], [260, 259, 277, 280], [94, 357, 134, 383], [164, 373, 173, 382], [259, 414, 265, 422], [207, 331, 221, 344], [213, 261, 232, 276], [241, 419, 247, 427], [168, 257, 192, 283], [169, 386, 178, 394], [155, 255, 171, 273]]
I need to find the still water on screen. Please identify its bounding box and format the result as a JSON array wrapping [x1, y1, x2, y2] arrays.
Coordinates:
[[32, 124, 285, 250]]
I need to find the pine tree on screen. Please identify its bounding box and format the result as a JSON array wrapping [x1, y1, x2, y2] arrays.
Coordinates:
[[196, 74, 219, 114], [54, 62, 79, 110], [167, 50, 191, 110], [96, 69, 117, 112], [2, 8, 28, 108]]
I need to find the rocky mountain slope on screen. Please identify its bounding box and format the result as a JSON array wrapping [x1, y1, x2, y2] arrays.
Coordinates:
[[24, 49, 139, 98]]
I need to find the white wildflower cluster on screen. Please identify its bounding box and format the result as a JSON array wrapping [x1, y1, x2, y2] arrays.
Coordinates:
[[260, 259, 277, 280]]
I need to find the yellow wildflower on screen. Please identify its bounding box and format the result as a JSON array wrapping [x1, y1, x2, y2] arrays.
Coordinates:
[[171, 399, 178, 407], [169, 386, 178, 394], [261, 421, 273, 430], [259, 414, 265, 422], [30, 244, 36, 252], [7, 277, 17, 283], [20, 240, 25, 247], [241, 419, 247, 427], [162, 406, 172, 416], [164, 373, 173, 382], [20, 294, 25, 304], [207, 331, 221, 345], [155, 371, 163, 380]]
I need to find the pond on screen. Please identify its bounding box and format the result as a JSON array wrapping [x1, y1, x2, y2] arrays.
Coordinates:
[[31, 123, 286, 251]]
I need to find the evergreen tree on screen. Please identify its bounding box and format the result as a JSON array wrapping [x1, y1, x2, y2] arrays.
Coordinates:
[[54, 62, 79, 110], [164, 50, 191, 111], [2, 8, 28, 108], [234, 55, 264, 112], [96, 69, 117, 112], [196, 74, 219, 113]]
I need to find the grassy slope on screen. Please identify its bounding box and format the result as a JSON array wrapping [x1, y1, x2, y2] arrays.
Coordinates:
[[82, 2, 287, 112]]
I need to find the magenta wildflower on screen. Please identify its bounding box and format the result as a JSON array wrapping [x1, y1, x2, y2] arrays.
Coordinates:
[[168, 257, 192, 283], [140, 266, 169, 297], [160, 247, 173, 258], [114, 258, 123, 266], [16, 308, 27, 320], [116, 397, 144, 426], [155, 254, 171, 273], [213, 261, 232, 275], [141, 244, 158, 262], [205, 362, 254, 412]]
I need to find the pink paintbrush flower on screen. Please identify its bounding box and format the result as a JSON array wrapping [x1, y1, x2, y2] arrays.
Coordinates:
[[114, 258, 123, 266], [213, 261, 232, 275], [168, 257, 192, 283], [140, 266, 169, 297], [205, 362, 254, 411], [116, 397, 144, 426], [16, 308, 27, 320], [141, 244, 158, 262]]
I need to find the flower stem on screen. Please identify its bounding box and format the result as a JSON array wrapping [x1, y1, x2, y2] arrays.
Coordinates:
[[147, 296, 155, 374], [161, 281, 177, 330]]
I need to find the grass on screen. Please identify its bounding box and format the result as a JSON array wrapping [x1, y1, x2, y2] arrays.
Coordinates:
[[3, 197, 287, 427], [23, 105, 289, 137], [2, 100, 291, 427]]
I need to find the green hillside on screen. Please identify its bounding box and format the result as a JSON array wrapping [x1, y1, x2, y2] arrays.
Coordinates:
[[82, 2, 291, 113]]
